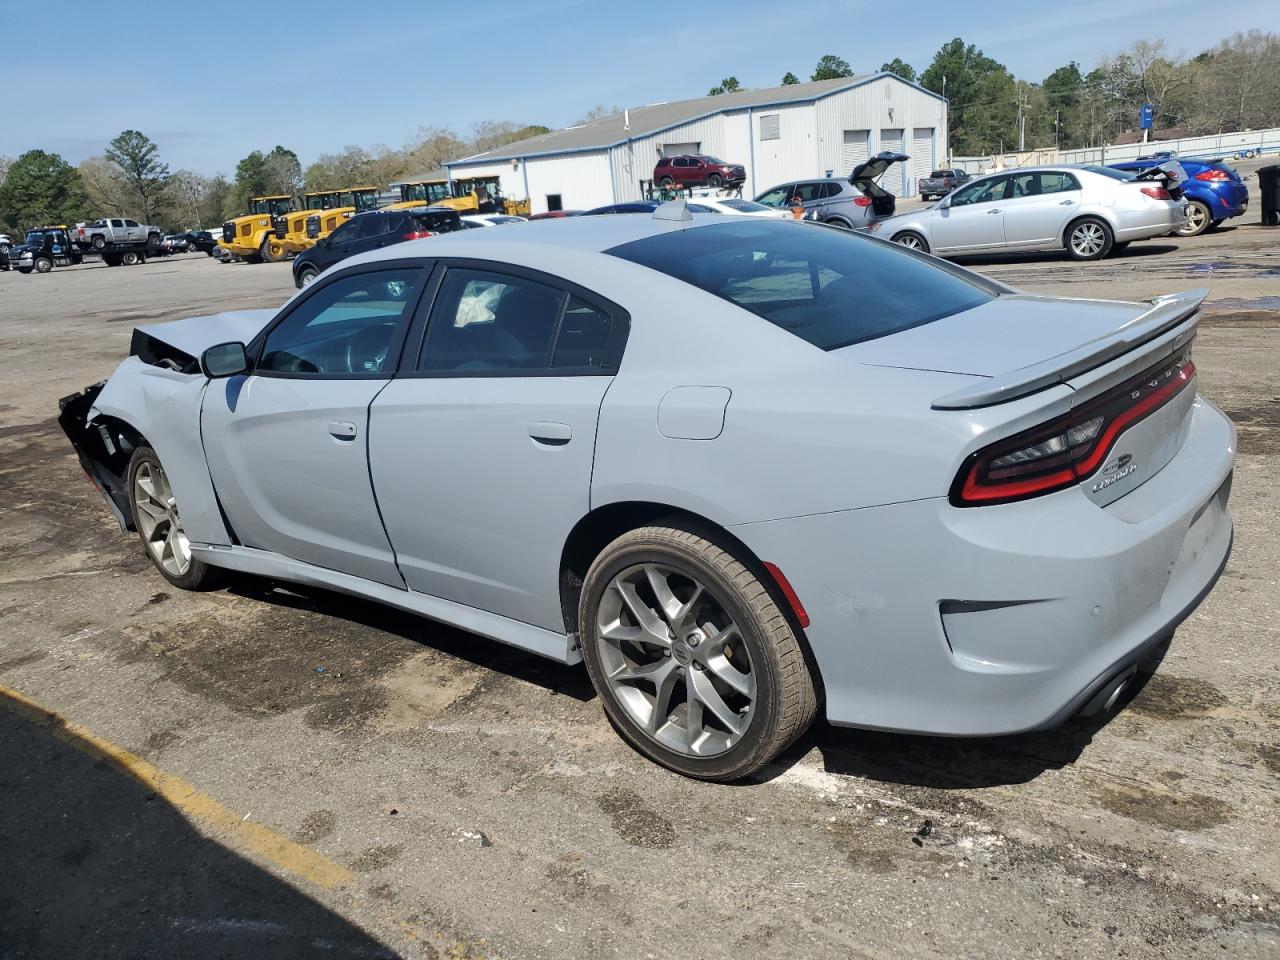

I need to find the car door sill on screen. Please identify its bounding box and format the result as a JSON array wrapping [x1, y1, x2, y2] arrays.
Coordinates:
[[191, 543, 581, 665]]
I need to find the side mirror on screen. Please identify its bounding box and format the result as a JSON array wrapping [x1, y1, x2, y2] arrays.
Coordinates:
[[938, 196, 952, 209], [201, 341, 248, 378]]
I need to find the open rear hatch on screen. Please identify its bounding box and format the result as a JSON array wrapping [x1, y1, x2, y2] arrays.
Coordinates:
[[841, 288, 1207, 507], [1132, 159, 1189, 200], [850, 151, 909, 218]]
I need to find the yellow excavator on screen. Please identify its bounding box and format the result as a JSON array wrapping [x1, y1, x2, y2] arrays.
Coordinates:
[[275, 186, 380, 254], [219, 195, 293, 263]]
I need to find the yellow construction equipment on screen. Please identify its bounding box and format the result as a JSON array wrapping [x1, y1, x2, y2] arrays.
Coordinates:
[[387, 174, 531, 217], [219, 195, 293, 263], [276, 186, 379, 253], [386, 177, 454, 211]]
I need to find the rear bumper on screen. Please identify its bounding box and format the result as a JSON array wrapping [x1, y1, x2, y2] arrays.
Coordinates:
[[1115, 203, 1186, 240], [731, 396, 1235, 735], [1203, 182, 1249, 219]]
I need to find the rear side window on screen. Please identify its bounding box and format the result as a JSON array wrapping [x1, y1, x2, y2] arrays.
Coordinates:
[[608, 220, 994, 351]]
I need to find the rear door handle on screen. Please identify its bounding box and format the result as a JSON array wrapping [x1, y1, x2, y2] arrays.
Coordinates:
[[987, 208, 1002, 214], [327, 420, 358, 440], [1059, 199, 1076, 205], [529, 421, 572, 445]]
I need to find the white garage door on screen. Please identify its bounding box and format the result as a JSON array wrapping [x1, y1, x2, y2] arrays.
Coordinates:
[[841, 130, 870, 175], [661, 142, 700, 157], [879, 128, 906, 196], [911, 128, 934, 194]]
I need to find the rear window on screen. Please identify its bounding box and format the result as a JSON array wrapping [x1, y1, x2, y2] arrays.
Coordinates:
[[608, 220, 994, 351], [930, 170, 950, 178], [414, 212, 462, 233], [1083, 165, 1135, 181]]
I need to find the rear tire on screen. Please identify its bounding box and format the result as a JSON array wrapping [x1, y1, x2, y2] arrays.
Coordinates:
[[127, 446, 223, 591], [1175, 200, 1212, 237], [103, 252, 122, 267], [578, 524, 818, 781], [892, 230, 929, 253], [121, 251, 140, 266], [146, 233, 162, 252], [1065, 217, 1113, 261], [91, 235, 106, 251]]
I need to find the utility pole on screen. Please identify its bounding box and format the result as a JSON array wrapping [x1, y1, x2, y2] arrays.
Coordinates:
[[1016, 85, 1029, 152]]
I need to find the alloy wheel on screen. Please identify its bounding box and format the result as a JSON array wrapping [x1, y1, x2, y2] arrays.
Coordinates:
[[1070, 222, 1106, 257], [896, 234, 924, 250], [1177, 202, 1209, 237], [133, 461, 191, 577], [595, 563, 755, 757]]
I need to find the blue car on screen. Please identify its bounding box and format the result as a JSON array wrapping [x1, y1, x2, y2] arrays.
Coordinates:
[[1110, 153, 1249, 236]]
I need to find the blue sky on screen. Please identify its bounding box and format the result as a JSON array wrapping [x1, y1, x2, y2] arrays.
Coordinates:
[[2, 0, 1272, 176]]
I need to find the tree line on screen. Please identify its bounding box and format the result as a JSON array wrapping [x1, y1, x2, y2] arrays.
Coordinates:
[[0, 120, 548, 236], [709, 30, 1278, 156]]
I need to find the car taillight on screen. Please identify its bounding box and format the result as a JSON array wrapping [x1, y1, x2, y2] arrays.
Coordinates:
[[1140, 186, 1171, 200], [852, 196, 873, 207], [951, 348, 1196, 506], [402, 230, 434, 240], [1194, 168, 1231, 182]]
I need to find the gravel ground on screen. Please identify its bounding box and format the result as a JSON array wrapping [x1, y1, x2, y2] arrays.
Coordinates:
[[1, 175, 1277, 959]]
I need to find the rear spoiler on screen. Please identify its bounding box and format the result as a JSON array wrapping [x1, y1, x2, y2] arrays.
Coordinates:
[[931, 289, 1207, 410]]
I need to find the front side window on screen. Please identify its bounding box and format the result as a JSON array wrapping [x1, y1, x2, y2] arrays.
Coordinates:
[[609, 220, 993, 351], [755, 186, 792, 207], [418, 269, 565, 372], [259, 268, 420, 375], [949, 176, 1008, 207]]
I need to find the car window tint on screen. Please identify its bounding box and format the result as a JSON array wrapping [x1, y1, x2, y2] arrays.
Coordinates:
[[418, 269, 566, 372], [125, 219, 139, 227], [328, 219, 361, 245], [551, 297, 614, 369], [353, 215, 390, 240], [259, 269, 419, 375], [111, 219, 124, 227], [949, 176, 1008, 206], [756, 187, 791, 207], [793, 182, 825, 202], [608, 220, 993, 351], [1039, 171, 1080, 193], [687, 203, 722, 214]]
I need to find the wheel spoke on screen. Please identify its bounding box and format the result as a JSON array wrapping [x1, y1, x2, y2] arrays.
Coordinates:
[[643, 564, 682, 623], [704, 652, 754, 699], [613, 579, 670, 645], [648, 664, 680, 733], [690, 669, 747, 736], [610, 656, 676, 686], [673, 583, 704, 627]]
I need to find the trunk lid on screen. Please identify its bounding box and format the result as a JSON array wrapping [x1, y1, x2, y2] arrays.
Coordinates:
[[850, 151, 910, 186], [839, 289, 1207, 508]]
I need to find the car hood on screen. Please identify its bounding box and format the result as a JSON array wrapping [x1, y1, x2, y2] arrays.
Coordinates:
[[137, 309, 277, 359], [836, 293, 1158, 377]]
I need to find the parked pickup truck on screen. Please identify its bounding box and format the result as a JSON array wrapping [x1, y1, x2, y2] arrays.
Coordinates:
[[74, 217, 162, 252], [917, 168, 971, 201]]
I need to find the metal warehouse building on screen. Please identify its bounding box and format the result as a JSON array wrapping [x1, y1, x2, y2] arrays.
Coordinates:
[[446, 73, 948, 215]]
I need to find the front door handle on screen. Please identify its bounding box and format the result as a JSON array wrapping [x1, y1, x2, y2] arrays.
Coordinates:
[[1059, 199, 1076, 205], [987, 208, 1002, 214], [327, 420, 358, 440], [529, 421, 572, 446]]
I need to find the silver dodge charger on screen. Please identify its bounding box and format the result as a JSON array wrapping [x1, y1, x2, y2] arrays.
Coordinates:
[[59, 204, 1234, 780]]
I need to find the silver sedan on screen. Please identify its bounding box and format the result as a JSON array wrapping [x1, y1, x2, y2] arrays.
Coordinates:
[[59, 207, 1233, 780], [870, 165, 1188, 260]]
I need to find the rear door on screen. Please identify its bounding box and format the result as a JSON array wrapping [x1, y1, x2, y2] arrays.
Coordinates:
[[124, 219, 142, 242], [1001, 171, 1082, 247], [369, 261, 629, 630], [931, 175, 1010, 253], [201, 263, 426, 586]]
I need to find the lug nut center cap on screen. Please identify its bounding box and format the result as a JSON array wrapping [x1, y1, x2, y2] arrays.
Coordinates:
[[671, 641, 694, 666]]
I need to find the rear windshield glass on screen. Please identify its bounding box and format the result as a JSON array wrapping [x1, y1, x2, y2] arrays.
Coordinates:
[[1083, 165, 1135, 181], [608, 220, 994, 351], [930, 170, 950, 177]]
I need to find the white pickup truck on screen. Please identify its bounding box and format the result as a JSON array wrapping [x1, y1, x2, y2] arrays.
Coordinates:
[[74, 217, 162, 252]]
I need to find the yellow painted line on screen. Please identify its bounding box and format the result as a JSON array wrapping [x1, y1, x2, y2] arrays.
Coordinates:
[[0, 683, 353, 890]]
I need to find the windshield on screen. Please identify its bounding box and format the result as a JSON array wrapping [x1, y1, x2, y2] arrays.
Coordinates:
[[1083, 165, 1135, 181], [353, 190, 380, 212], [306, 194, 337, 210], [608, 220, 994, 351], [402, 182, 451, 204], [25, 231, 45, 245]]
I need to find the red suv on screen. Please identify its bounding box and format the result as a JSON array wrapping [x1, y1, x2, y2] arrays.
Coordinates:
[[654, 155, 746, 189]]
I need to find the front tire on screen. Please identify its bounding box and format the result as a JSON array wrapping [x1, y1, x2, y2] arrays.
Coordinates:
[[296, 265, 319, 288], [34, 257, 53, 273], [892, 230, 929, 253], [708, 173, 723, 188], [127, 447, 221, 591], [578, 525, 818, 781], [1066, 217, 1113, 261], [1176, 200, 1212, 237]]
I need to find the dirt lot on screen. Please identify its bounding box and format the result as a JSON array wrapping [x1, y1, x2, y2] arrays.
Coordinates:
[[1, 191, 1278, 958]]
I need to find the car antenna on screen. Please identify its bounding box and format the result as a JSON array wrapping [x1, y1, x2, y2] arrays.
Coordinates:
[[653, 199, 692, 222]]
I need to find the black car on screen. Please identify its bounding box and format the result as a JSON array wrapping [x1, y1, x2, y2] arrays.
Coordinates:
[[182, 230, 221, 255], [292, 207, 463, 288]]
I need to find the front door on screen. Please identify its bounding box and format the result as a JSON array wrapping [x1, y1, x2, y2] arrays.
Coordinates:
[[369, 263, 628, 630], [930, 175, 1011, 253], [1000, 170, 1082, 248], [202, 264, 426, 587]]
